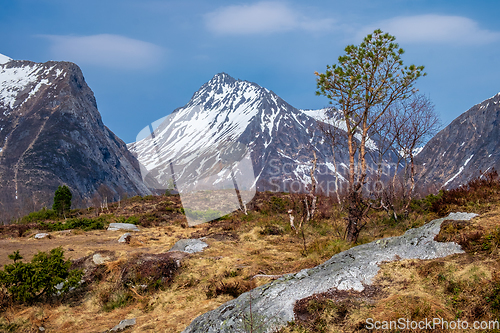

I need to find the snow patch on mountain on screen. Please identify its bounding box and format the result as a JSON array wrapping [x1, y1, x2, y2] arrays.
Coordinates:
[[443, 154, 474, 188], [301, 108, 330, 121], [413, 146, 424, 156], [399, 146, 424, 158], [464, 154, 474, 166], [0, 62, 64, 112], [0, 53, 12, 65]]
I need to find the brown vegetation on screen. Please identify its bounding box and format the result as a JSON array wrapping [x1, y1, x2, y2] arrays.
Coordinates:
[[0, 175, 499, 332]]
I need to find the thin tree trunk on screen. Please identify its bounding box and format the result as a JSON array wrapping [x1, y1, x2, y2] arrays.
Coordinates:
[[404, 153, 416, 211], [331, 145, 341, 204]]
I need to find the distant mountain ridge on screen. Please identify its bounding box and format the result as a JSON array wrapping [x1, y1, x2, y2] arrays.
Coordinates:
[[416, 92, 500, 190], [0, 57, 150, 221]]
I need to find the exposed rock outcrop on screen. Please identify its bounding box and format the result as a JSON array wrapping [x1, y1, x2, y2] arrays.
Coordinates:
[[118, 232, 131, 243], [92, 252, 114, 265], [182, 212, 476, 333]]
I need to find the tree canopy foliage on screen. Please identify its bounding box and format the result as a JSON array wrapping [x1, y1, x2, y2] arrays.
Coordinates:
[[53, 185, 72, 216]]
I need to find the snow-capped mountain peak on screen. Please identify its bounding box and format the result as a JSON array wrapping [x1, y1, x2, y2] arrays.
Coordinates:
[[130, 73, 284, 174], [187, 73, 269, 111], [207, 72, 237, 88]]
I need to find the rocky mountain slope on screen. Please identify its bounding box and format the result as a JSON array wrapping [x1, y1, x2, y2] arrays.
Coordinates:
[[416, 92, 500, 190], [129, 73, 398, 207], [0, 54, 150, 221]]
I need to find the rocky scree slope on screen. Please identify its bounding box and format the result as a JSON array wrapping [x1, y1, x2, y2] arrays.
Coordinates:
[[182, 212, 476, 333], [0, 56, 150, 220]]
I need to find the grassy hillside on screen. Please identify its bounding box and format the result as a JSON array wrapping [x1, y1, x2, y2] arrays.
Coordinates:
[[0, 174, 499, 332]]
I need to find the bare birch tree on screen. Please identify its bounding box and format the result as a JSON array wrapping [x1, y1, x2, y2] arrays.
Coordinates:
[[394, 94, 440, 206]]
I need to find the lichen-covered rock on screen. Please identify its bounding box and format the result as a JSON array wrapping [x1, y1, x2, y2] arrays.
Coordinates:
[[182, 212, 477, 333], [168, 238, 208, 254]]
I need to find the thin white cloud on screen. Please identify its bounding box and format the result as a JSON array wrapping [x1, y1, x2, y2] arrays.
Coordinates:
[[205, 1, 334, 35], [41, 34, 165, 69], [358, 15, 500, 45]]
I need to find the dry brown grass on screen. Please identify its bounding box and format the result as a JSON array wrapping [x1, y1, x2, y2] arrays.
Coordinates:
[[2, 191, 499, 332], [0, 193, 354, 332]]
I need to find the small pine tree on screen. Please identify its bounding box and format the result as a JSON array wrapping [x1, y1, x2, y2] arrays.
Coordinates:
[[53, 185, 72, 216]]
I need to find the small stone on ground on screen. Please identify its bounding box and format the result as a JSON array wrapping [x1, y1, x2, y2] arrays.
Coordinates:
[[92, 253, 112, 265], [118, 233, 131, 243], [110, 318, 136, 332]]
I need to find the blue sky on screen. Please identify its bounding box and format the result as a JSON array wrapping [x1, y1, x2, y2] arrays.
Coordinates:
[[1, 0, 499, 143]]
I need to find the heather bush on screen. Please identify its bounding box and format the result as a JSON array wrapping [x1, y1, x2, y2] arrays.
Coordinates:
[[17, 207, 58, 224], [0, 248, 82, 304], [39, 216, 106, 232], [418, 169, 500, 216]]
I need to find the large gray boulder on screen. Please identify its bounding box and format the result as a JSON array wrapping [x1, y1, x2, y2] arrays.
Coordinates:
[[168, 239, 208, 254], [182, 212, 477, 333]]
